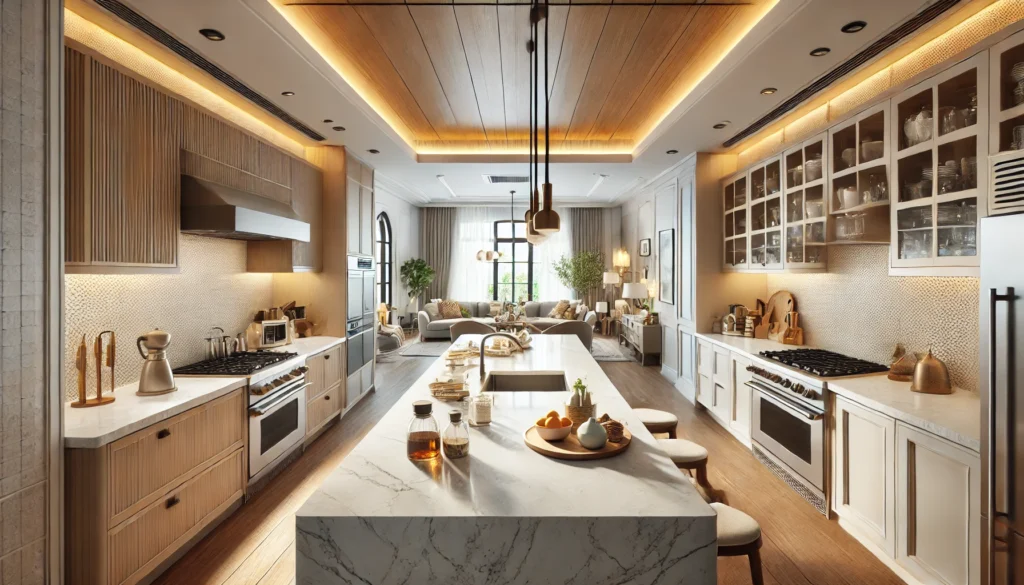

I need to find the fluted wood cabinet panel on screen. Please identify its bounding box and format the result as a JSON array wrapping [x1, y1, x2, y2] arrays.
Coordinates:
[[88, 58, 179, 267], [106, 449, 243, 585], [66, 47, 319, 272], [324, 345, 344, 389], [106, 390, 244, 528], [305, 351, 327, 401], [306, 384, 341, 435], [247, 157, 322, 272], [66, 46, 88, 264]]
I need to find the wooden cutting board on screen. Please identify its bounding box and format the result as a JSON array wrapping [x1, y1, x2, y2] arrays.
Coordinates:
[[524, 427, 632, 460], [763, 290, 795, 342]]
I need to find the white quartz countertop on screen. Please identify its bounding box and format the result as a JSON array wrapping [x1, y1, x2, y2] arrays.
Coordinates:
[[697, 333, 980, 452], [298, 335, 714, 519], [65, 335, 346, 449]]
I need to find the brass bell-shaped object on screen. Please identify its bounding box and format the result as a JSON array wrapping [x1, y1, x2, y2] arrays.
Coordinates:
[[910, 349, 952, 395]]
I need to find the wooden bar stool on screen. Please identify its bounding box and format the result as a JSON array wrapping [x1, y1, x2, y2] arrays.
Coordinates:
[[657, 438, 714, 495], [712, 502, 764, 585], [633, 408, 678, 438]]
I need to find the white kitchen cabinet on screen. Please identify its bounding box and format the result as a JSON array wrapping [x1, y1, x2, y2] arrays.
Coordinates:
[[730, 353, 752, 444], [895, 422, 980, 585], [722, 172, 749, 271], [696, 339, 714, 410], [833, 396, 897, 557], [890, 52, 987, 276], [827, 101, 892, 243], [782, 133, 828, 271], [711, 345, 732, 423]]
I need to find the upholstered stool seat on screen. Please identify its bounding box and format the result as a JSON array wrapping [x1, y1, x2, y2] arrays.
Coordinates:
[[712, 502, 764, 585], [633, 408, 678, 438], [656, 438, 708, 464]]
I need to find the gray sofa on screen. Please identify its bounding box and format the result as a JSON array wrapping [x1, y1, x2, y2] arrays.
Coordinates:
[[417, 301, 597, 340]]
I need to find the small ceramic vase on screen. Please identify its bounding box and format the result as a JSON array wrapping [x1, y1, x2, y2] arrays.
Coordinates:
[[577, 417, 608, 450]]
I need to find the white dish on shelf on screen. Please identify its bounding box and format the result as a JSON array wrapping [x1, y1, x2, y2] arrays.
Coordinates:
[[804, 158, 822, 181], [1011, 62, 1024, 82], [860, 141, 884, 162]]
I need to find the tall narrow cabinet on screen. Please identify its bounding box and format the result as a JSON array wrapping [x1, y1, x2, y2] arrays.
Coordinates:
[[782, 133, 828, 270], [346, 153, 375, 257]]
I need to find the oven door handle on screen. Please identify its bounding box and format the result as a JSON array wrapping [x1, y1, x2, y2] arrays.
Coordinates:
[[250, 383, 310, 416], [746, 381, 823, 421]]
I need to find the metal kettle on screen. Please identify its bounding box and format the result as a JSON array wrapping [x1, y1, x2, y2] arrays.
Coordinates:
[[136, 329, 177, 396]]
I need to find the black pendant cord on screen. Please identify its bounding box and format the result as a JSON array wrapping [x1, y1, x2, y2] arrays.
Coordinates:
[[533, 5, 539, 208], [544, 0, 549, 185], [528, 13, 533, 212]]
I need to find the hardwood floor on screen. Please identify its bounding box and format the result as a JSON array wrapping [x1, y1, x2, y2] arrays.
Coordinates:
[[154, 353, 903, 585]]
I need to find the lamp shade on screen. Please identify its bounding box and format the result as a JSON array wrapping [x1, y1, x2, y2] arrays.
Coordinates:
[[622, 283, 648, 299], [603, 271, 620, 285], [595, 301, 608, 314]]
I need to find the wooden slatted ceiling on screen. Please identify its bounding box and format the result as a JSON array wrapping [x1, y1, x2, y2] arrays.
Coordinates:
[[276, 1, 761, 152]]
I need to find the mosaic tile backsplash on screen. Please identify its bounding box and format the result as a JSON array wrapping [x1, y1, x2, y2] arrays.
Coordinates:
[[65, 234, 273, 401], [766, 245, 980, 391]]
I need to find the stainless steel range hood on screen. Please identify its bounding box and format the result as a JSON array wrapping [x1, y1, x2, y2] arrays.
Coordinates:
[[180, 175, 310, 241]]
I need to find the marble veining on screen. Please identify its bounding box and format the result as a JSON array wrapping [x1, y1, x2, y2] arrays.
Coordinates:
[[296, 335, 716, 584], [698, 333, 980, 452]]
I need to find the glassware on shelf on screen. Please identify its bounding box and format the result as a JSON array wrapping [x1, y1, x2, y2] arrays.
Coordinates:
[[899, 230, 933, 259], [966, 92, 978, 125], [898, 206, 933, 230], [805, 245, 823, 264], [807, 222, 825, 243], [903, 108, 933, 146], [407, 400, 441, 461], [442, 410, 470, 459], [786, 226, 803, 263], [788, 194, 803, 222], [938, 226, 977, 257], [835, 214, 866, 240], [805, 198, 824, 219]]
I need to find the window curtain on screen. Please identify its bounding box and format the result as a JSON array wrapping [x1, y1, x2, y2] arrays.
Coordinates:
[[567, 207, 605, 306], [534, 207, 573, 302], [447, 207, 493, 301], [420, 207, 455, 304]]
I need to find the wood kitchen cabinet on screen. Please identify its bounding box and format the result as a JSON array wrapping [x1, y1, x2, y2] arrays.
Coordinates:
[[305, 343, 345, 439], [833, 396, 897, 557], [346, 154, 375, 257], [248, 157, 324, 272], [66, 389, 245, 585], [895, 422, 980, 585]]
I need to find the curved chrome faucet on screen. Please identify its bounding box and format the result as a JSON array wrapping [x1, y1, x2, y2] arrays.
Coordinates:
[[479, 332, 524, 380]]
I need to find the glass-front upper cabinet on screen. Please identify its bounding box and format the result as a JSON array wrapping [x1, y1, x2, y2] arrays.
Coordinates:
[[891, 52, 987, 275], [782, 133, 827, 270], [989, 28, 1024, 218], [722, 172, 748, 271], [748, 156, 783, 270], [828, 102, 891, 244]]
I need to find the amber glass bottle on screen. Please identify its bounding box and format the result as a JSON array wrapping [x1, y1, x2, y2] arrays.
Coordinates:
[[407, 400, 440, 460]]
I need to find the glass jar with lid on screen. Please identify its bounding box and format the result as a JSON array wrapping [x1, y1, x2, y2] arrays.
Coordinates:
[[407, 400, 440, 461], [442, 410, 469, 459]]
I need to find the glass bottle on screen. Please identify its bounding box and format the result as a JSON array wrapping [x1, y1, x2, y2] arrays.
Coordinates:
[[442, 410, 470, 459], [407, 400, 440, 461]]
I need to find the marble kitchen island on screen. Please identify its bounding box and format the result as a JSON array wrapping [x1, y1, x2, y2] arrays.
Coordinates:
[[296, 335, 716, 584]]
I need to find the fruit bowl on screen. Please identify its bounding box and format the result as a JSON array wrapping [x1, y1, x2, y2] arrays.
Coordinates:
[[535, 424, 572, 441]]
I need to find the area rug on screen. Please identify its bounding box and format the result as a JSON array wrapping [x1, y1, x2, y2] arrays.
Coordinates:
[[591, 337, 634, 362], [398, 339, 452, 357]]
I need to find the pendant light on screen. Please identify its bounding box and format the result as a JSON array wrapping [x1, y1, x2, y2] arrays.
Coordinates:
[[532, 0, 560, 235], [525, 4, 546, 245]]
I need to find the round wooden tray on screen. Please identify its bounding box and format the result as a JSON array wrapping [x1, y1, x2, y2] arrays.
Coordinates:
[[523, 426, 632, 460]]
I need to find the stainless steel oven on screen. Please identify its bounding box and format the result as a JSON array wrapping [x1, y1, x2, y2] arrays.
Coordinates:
[[248, 372, 308, 482], [746, 363, 828, 515]]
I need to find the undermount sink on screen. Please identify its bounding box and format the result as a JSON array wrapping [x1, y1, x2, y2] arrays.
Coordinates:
[[482, 371, 568, 392]]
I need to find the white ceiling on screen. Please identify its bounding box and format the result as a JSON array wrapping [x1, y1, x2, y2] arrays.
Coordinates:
[[115, 0, 942, 205]]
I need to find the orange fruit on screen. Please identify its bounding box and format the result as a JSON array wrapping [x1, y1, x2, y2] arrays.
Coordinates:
[[545, 410, 560, 420], [544, 416, 562, 429], [560, 417, 572, 427], [536, 417, 547, 427]]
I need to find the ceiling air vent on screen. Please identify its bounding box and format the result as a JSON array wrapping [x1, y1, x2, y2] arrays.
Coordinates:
[[483, 175, 529, 184], [989, 150, 1024, 216]]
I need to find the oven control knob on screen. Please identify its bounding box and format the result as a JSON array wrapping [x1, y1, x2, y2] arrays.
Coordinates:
[[770, 374, 783, 383], [298, 366, 309, 373], [272, 379, 284, 387], [792, 383, 804, 394], [781, 379, 792, 388], [805, 389, 819, 400], [251, 384, 265, 395]]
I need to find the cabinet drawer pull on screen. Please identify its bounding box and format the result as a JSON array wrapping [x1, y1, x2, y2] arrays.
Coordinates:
[[324, 354, 331, 360], [157, 429, 171, 439], [166, 495, 180, 509], [325, 395, 331, 401]]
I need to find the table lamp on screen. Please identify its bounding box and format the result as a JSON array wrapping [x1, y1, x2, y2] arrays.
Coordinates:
[[595, 301, 608, 314], [623, 282, 648, 312], [603, 271, 620, 286]]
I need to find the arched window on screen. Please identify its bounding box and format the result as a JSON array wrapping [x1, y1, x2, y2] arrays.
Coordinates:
[[375, 212, 392, 307]]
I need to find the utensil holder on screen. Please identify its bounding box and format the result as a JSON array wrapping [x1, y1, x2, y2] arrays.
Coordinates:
[[565, 404, 596, 432]]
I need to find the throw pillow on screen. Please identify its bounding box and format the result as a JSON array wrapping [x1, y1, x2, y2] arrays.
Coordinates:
[[561, 308, 575, 320], [438, 300, 463, 319], [489, 301, 503, 317], [576, 305, 589, 321], [424, 303, 440, 321], [460, 307, 471, 318], [548, 300, 569, 318]]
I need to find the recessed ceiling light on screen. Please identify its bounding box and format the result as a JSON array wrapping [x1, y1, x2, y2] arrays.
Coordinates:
[[666, 149, 679, 155], [281, 91, 295, 96], [332, 126, 346, 132], [199, 28, 225, 41], [810, 47, 831, 57], [760, 87, 778, 95], [323, 119, 333, 124], [713, 121, 730, 130], [368, 149, 380, 154], [842, 21, 867, 33]]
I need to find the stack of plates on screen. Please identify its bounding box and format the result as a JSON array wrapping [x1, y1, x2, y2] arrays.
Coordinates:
[[1012, 62, 1024, 82], [922, 168, 934, 181]]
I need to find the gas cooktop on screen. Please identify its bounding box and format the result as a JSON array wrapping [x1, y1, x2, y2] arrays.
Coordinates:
[[173, 351, 298, 377], [758, 349, 889, 378]]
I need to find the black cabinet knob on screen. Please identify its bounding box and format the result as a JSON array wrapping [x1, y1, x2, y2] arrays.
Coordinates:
[[324, 355, 331, 360], [325, 395, 331, 401], [166, 495, 180, 509], [157, 429, 171, 439]]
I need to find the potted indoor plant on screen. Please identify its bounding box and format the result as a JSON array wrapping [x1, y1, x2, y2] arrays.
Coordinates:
[[553, 251, 604, 302], [400, 258, 435, 314]]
